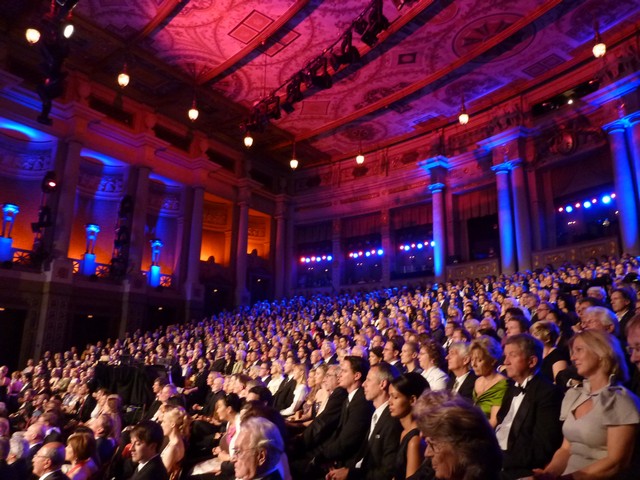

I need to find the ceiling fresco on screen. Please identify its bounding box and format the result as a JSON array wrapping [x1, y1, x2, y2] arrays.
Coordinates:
[[2, 0, 640, 168]]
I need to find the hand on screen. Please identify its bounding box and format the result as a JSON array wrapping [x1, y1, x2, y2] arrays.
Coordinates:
[[326, 467, 349, 480]]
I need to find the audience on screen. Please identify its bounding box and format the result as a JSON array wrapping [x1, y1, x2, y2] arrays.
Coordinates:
[[3, 255, 640, 480]]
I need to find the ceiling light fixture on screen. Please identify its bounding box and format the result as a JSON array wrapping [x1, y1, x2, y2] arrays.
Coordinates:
[[592, 22, 606, 58], [117, 63, 129, 88], [330, 30, 360, 70], [25, 28, 41, 45], [290, 141, 299, 170], [458, 94, 469, 125], [188, 96, 199, 122], [244, 131, 254, 148], [62, 23, 74, 38]]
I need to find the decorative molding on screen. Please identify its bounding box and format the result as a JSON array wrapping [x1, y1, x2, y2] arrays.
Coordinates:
[[77, 172, 125, 198]]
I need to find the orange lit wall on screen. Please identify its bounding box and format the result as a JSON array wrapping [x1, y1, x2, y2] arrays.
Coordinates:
[[201, 230, 228, 266]]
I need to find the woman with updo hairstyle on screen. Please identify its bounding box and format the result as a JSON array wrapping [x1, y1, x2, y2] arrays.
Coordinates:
[[64, 431, 99, 480], [533, 329, 640, 479], [388, 372, 430, 480], [160, 405, 190, 478], [369, 346, 384, 366], [415, 396, 502, 480], [469, 335, 507, 427], [530, 320, 569, 383]]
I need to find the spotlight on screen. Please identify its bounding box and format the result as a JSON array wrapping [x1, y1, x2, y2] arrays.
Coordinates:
[[377, 249, 384, 256], [281, 74, 303, 113], [310, 58, 332, 89], [327, 255, 333, 261], [330, 30, 361, 70], [265, 95, 281, 120], [602, 195, 611, 204], [41, 171, 58, 194], [566, 205, 574, 213], [118, 63, 130, 88], [26, 28, 41, 44], [430, 241, 436, 247], [244, 132, 254, 148], [359, 0, 389, 47], [583, 201, 592, 208]]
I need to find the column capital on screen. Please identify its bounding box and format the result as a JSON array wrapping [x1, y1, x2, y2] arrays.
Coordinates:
[[419, 155, 450, 171], [428, 182, 445, 194], [491, 162, 512, 174], [477, 126, 531, 152], [603, 118, 630, 134]]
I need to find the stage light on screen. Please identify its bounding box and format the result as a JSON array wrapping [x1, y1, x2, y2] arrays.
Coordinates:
[[377, 249, 384, 255], [310, 58, 332, 89], [356, 152, 365, 165], [62, 23, 74, 39], [430, 241, 436, 247], [558, 207, 564, 212], [592, 22, 606, 58], [330, 30, 360, 70], [188, 98, 199, 122], [611, 193, 616, 198], [566, 205, 574, 213], [327, 255, 333, 261], [41, 171, 58, 193], [583, 201, 592, 209]]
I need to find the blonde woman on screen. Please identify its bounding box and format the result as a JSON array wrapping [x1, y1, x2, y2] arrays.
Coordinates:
[[470, 335, 507, 428], [160, 405, 190, 479], [530, 321, 569, 383]]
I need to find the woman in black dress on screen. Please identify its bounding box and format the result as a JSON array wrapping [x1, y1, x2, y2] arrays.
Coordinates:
[[388, 372, 430, 480]]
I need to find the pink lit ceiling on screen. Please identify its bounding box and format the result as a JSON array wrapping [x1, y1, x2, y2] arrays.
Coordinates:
[[5, 0, 640, 168]]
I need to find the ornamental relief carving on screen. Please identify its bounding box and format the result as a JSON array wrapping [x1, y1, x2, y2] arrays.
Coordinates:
[[0, 149, 53, 177], [77, 172, 124, 197], [203, 205, 229, 228], [149, 192, 181, 215]]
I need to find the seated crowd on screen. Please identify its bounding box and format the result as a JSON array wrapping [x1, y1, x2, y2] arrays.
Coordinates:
[[2, 255, 640, 480]]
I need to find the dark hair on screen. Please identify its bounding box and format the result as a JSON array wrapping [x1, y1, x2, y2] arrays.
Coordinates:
[[131, 420, 164, 452], [370, 346, 384, 360], [222, 392, 243, 413], [390, 372, 430, 399], [248, 385, 273, 406], [420, 339, 447, 371], [506, 315, 530, 334], [343, 355, 369, 383]]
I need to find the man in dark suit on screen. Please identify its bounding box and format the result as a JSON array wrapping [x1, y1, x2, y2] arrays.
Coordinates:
[[25, 423, 45, 469], [273, 357, 296, 412], [495, 334, 563, 480], [75, 383, 97, 423], [446, 341, 476, 401], [327, 362, 402, 480], [127, 420, 169, 480], [301, 365, 348, 451], [31, 442, 69, 480], [142, 377, 167, 421], [307, 356, 374, 479]]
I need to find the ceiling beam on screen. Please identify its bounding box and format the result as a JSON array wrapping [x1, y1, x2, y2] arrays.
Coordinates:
[[269, 0, 566, 149], [196, 0, 310, 85]]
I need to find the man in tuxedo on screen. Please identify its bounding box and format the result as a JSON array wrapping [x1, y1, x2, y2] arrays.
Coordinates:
[[321, 340, 338, 365], [446, 341, 476, 400], [327, 362, 401, 480], [495, 334, 563, 480], [611, 287, 636, 340], [127, 420, 169, 480], [143, 377, 167, 421], [307, 356, 374, 478], [273, 357, 296, 412], [233, 417, 285, 480], [31, 441, 68, 480], [75, 383, 97, 423], [382, 337, 405, 373], [301, 365, 347, 451]]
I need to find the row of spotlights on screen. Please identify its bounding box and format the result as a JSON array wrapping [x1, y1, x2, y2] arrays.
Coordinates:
[[25, 24, 74, 45], [557, 193, 615, 213], [349, 249, 384, 258], [299, 255, 333, 264], [399, 241, 436, 251]]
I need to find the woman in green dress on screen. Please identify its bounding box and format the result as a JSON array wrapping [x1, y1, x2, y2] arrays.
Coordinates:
[[470, 335, 507, 428]]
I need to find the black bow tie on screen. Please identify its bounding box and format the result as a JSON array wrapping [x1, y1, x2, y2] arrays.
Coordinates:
[[513, 384, 527, 395]]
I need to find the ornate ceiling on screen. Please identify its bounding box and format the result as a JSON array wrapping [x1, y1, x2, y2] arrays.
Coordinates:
[[2, 0, 640, 169]]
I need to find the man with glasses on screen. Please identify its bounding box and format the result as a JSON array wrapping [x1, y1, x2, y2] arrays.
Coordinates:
[[232, 417, 285, 480], [31, 442, 68, 480]]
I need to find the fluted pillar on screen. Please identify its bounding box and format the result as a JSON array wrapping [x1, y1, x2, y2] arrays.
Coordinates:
[[52, 139, 82, 258], [185, 186, 204, 286], [128, 165, 151, 273], [604, 120, 640, 255], [381, 209, 391, 285], [492, 164, 516, 274], [234, 185, 250, 306], [510, 160, 532, 271], [331, 219, 341, 290], [625, 115, 640, 225], [429, 183, 446, 282], [274, 195, 287, 299]]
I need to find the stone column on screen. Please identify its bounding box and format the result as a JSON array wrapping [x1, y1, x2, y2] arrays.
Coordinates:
[[625, 115, 640, 226], [128, 166, 151, 273], [234, 185, 250, 306], [510, 159, 532, 271], [541, 170, 556, 249], [274, 195, 287, 299], [492, 164, 516, 274], [285, 202, 295, 297], [526, 167, 543, 251], [429, 183, 446, 282], [445, 187, 455, 261], [604, 120, 640, 255], [331, 219, 341, 290], [185, 186, 204, 287], [52, 139, 82, 258], [380, 209, 391, 286]]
